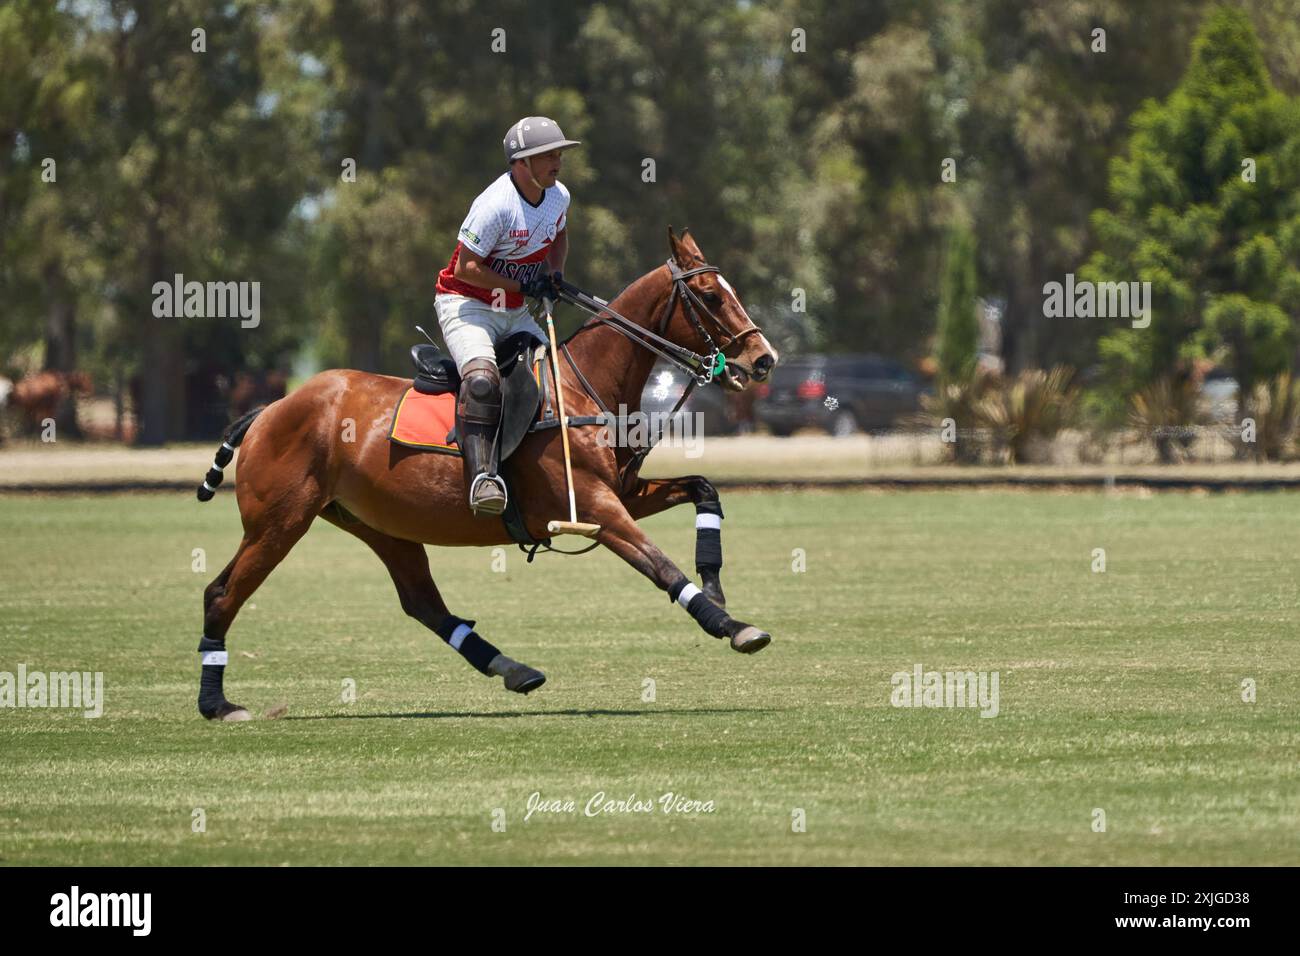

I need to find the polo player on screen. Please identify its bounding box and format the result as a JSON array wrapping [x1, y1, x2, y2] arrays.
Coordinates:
[[434, 116, 581, 516]]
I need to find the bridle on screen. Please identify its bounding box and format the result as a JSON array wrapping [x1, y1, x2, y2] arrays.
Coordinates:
[[539, 257, 766, 496], [553, 257, 764, 388], [658, 257, 766, 367]]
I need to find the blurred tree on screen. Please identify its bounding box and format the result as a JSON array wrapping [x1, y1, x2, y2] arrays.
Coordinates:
[[963, 0, 1213, 375], [6, 0, 1300, 447], [776, 0, 954, 362], [86, 0, 319, 442], [1085, 5, 1300, 423], [935, 222, 979, 384], [0, 1, 102, 435]]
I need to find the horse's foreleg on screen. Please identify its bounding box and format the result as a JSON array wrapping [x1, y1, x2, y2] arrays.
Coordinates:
[[596, 504, 768, 654], [319, 508, 545, 694], [621, 476, 727, 608]]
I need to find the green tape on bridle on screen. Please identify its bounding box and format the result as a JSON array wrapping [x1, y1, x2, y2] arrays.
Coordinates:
[[695, 350, 727, 385]]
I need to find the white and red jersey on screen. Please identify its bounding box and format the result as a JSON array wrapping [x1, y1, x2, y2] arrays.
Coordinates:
[[436, 172, 569, 309]]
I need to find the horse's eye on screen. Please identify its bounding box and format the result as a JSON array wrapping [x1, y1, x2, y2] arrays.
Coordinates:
[[702, 291, 721, 305]]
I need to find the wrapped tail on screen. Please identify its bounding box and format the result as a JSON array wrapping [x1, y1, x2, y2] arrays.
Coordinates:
[[196, 407, 264, 501]]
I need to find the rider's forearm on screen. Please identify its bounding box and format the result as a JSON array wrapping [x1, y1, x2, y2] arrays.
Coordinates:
[[454, 258, 522, 294]]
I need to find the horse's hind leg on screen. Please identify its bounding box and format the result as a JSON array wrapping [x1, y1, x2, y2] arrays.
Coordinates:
[[199, 513, 317, 720], [319, 506, 545, 694]]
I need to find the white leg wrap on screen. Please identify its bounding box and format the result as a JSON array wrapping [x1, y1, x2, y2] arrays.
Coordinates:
[[201, 650, 228, 666], [676, 583, 702, 609], [449, 623, 473, 650], [695, 514, 722, 530]]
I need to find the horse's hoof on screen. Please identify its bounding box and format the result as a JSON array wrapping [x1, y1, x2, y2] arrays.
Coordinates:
[[214, 703, 252, 722], [730, 626, 771, 654], [502, 664, 546, 694], [506, 671, 543, 697]]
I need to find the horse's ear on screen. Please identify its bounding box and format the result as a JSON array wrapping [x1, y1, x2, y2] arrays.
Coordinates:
[[667, 225, 687, 265], [676, 227, 703, 264]]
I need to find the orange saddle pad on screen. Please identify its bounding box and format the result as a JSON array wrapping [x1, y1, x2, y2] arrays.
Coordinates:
[[388, 387, 460, 455]]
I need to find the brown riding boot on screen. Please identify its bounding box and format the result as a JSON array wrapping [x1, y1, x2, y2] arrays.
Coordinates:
[[461, 421, 508, 516], [457, 358, 508, 517]]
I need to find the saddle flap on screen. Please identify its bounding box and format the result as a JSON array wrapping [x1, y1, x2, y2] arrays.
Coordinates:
[[496, 342, 543, 461]]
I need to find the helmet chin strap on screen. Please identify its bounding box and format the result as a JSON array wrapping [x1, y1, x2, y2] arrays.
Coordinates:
[[522, 156, 545, 193]]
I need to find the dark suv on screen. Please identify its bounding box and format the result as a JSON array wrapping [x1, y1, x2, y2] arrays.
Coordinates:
[[755, 354, 923, 436]]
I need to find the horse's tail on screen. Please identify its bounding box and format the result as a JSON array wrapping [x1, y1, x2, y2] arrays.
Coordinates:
[[196, 407, 265, 502]]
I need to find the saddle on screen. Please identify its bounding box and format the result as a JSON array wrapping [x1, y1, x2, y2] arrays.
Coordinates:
[[400, 330, 546, 463], [394, 329, 611, 557]]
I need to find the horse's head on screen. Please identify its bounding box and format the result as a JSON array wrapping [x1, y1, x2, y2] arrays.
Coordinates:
[[664, 227, 779, 391]]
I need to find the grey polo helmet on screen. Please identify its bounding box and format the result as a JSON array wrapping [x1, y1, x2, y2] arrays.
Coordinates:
[[503, 117, 581, 164]]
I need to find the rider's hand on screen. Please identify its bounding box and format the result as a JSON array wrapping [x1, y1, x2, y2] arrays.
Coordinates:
[[520, 274, 555, 301], [550, 271, 564, 292]]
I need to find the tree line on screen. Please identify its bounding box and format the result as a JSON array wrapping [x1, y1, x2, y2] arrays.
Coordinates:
[[2, 0, 1298, 443]]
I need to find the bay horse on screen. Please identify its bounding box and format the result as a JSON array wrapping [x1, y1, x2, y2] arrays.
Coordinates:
[[193, 227, 779, 720]]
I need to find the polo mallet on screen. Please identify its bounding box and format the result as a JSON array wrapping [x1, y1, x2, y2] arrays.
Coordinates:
[[542, 296, 602, 538]]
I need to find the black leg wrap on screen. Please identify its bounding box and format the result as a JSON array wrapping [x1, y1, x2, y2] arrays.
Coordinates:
[[433, 614, 501, 676], [196, 635, 227, 717], [694, 501, 723, 573], [695, 529, 722, 571], [667, 578, 729, 636], [686, 592, 731, 638], [433, 614, 475, 639], [457, 633, 500, 675]]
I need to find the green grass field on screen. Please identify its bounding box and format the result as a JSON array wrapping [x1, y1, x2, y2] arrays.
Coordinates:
[[1, 489, 1297, 865]]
